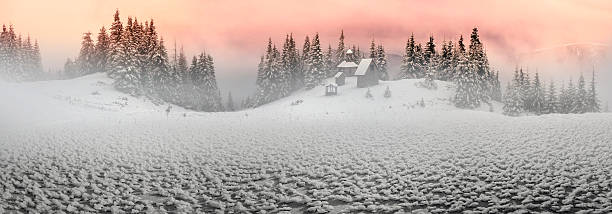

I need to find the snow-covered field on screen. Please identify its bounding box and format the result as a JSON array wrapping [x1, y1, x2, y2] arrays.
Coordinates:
[[1, 74, 611, 213]]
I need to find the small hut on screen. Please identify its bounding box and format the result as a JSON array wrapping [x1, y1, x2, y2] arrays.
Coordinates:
[[334, 72, 345, 86], [355, 58, 379, 88], [325, 83, 338, 96], [336, 61, 358, 77]]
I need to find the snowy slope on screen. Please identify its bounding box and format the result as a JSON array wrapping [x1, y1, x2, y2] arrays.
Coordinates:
[[1, 74, 612, 213]]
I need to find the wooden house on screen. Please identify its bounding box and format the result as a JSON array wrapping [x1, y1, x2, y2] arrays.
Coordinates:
[[355, 58, 379, 88], [336, 61, 358, 77], [325, 83, 338, 96], [334, 72, 345, 86]]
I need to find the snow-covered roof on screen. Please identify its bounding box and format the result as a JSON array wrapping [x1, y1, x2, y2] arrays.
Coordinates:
[[334, 72, 344, 78], [337, 61, 358, 68], [354, 58, 373, 76], [326, 82, 338, 87], [346, 49, 353, 54]]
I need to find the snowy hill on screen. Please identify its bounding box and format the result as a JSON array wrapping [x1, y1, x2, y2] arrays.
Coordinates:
[[1, 73, 612, 213], [253, 76, 503, 116], [0, 73, 187, 128]]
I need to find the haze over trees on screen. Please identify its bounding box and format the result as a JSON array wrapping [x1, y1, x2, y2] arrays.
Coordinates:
[[0, 24, 43, 81], [503, 68, 601, 116]]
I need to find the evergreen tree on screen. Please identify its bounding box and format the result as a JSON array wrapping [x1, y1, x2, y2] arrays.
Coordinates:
[[454, 52, 479, 108], [304, 33, 324, 89], [424, 36, 436, 64], [335, 30, 345, 64], [503, 69, 523, 116], [77, 32, 95, 75], [112, 22, 140, 96], [587, 69, 600, 112], [545, 80, 558, 114], [94, 27, 110, 73], [558, 82, 568, 114], [576, 73, 588, 113], [566, 78, 577, 113], [301, 35, 311, 79], [325, 44, 335, 77], [369, 39, 376, 58], [376, 44, 388, 80], [107, 9, 123, 77], [399, 34, 418, 79], [531, 72, 545, 115]]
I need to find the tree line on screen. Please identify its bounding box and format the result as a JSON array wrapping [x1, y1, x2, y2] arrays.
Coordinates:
[[503, 68, 601, 116], [0, 24, 43, 81], [250, 30, 390, 107], [65, 10, 223, 112]]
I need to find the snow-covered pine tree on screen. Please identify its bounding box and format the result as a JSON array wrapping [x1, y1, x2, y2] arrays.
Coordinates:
[[94, 27, 110, 73], [203, 54, 223, 111], [587, 69, 600, 112], [454, 52, 479, 109], [63, 58, 76, 78], [112, 21, 140, 96], [32, 40, 43, 76], [287, 34, 302, 91], [575, 73, 588, 114], [438, 41, 453, 81], [468, 28, 490, 104], [531, 72, 545, 115], [324, 44, 335, 77], [399, 34, 417, 79], [77, 32, 95, 75], [335, 30, 345, 64], [304, 33, 324, 89], [558, 81, 568, 114], [301, 35, 311, 81], [107, 10, 123, 78], [376, 44, 388, 80], [566, 78, 577, 113], [424, 36, 436, 65], [518, 69, 532, 112], [414, 44, 425, 78], [151, 38, 176, 103], [503, 69, 523, 116], [369, 39, 376, 59], [544, 80, 558, 114]]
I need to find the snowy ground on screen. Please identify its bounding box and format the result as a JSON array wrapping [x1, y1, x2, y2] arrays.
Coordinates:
[[1, 74, 611, 213]]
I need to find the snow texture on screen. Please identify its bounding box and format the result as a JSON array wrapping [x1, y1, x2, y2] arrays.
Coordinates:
[[1, 74, 611, 213]]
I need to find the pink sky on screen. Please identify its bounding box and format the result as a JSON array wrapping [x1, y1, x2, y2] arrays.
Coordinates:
[[2, 0, 612, 100]]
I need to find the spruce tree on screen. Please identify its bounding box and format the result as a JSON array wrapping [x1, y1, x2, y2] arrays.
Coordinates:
[[94, 27, 110, 73], [545, 80, 558, 114], [107, 10, 123, 77], [335, 30, 345, 64], [454, 52, 479, 108], [399, 34, 418, 79], [531, 72, 545, 115], [587, 69, 600, 112], [77, 32, 95, 75], [376, 44, 388, 80], [369, 39, 376, 59], [503, 69, 523, 116], [304, 33, 324, 89], [325, 44, 335, 77], [566, 78, 577, 113], [576, 73, 588, 113]]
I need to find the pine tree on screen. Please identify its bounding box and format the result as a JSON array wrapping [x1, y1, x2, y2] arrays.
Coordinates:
[[287, 34, 302, 91], [566, 78, 577, 113], [503, 69, 523, 116], [531, 72, 545, 115], [544, 80, 558, 114], [424, 35, 436, 64], [107, 10, 123, 77], [399, 34, 418, 79], [576, 73, 588, 113], [301, 35, 311, 79], [376, 44, 388, 80], [587, 69, 600, 112], [369, 39, 376, 59], [304, 33, 324, 89], [112, 22, 140, 96], [325, 44, 335, 77], [335, 30, 345, 64], [94, 27, 110, 73], [77, 32, 95, 75], [454, 52, 479, 108]]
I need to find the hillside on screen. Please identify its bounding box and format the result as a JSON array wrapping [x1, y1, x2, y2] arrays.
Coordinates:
[[1, 74, 611, 213]]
